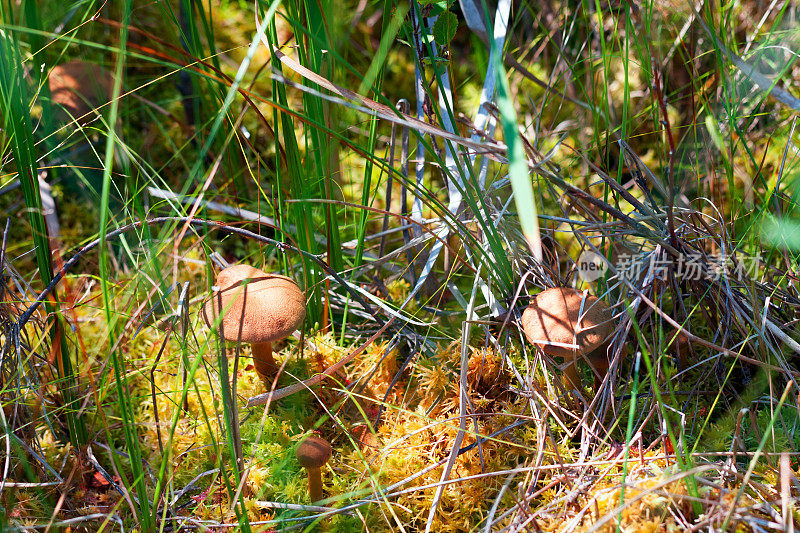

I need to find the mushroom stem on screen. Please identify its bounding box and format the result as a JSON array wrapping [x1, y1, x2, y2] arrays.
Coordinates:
[[564, 344, 615, 407], [306, 466, 324, 502], [585, 343, 612, 390], [562, 360, 585, 411], [562, 359, 582, 396], [251, 341, 277, 380], [674, 331, 689, 373]]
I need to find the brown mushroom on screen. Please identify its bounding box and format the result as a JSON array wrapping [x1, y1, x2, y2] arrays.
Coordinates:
[[521, 287, 614, 398], [672, 329, 691, 373], [296, 435, 332, 502], [201, 264, 305, 381], [48, 60, 114, 125]]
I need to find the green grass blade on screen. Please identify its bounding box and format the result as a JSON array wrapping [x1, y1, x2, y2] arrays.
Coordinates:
[[495, 59, 542, 262]]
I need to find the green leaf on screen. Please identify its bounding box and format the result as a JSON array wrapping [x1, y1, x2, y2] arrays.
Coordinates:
[[433, 11, 458, 46]]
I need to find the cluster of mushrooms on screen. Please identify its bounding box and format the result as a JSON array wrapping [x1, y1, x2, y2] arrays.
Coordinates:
[[197, 261, 618, 502], [46, 57, 618, 504], [47, 59, 619, 502], [198, 263, 333, 502]]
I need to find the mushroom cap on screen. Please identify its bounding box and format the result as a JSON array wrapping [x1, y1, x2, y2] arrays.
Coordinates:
[[48, 60, 114, 123], [201, 264, 306, 344], [296, 436, 332, 468], [521, 287, 613, 359]]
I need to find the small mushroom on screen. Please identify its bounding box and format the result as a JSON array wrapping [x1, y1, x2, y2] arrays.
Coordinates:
[[296, 435, 332, 502], [201, 264, 305, 381], [672, 329, 691, 373], [48, 60, 114, 125], [521, 287, 614, 399]]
